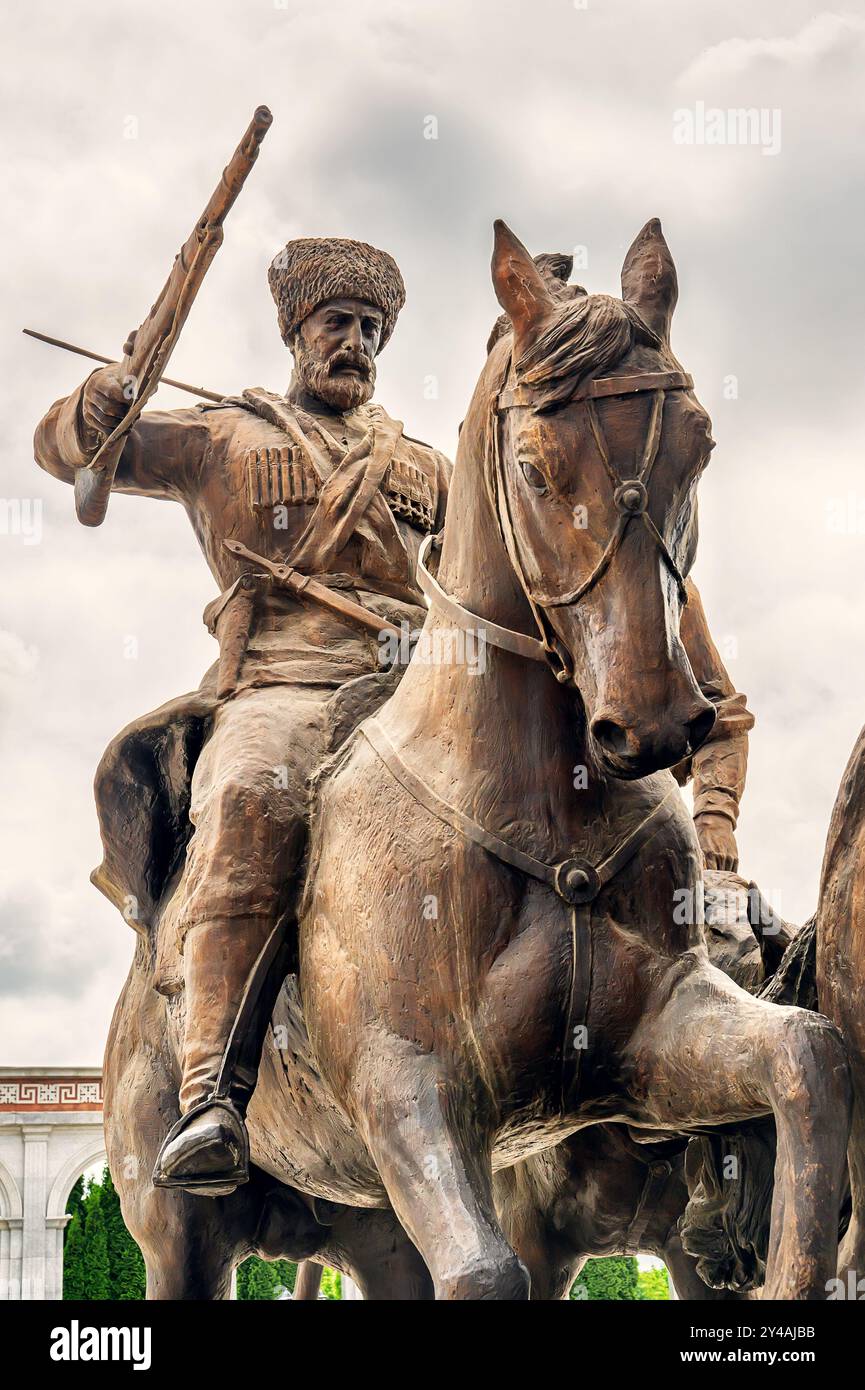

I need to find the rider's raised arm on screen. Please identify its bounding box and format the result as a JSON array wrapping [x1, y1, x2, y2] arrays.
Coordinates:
[[33, 365, 208, 502], [677, 578, 755, 872]]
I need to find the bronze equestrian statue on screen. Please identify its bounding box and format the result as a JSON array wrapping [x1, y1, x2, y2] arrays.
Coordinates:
[[30, 110, 853, 1301], [287, 217, 848, 1301], [34, 199, 851, 1296]]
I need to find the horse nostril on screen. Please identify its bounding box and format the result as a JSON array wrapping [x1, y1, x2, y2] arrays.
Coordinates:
[[687, 706, 716, 754], [591, 718, 633, 758]]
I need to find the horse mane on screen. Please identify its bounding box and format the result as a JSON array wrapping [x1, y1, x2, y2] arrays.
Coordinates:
[[679, 1124, 776, 1292], [510, 293, 662, 413]]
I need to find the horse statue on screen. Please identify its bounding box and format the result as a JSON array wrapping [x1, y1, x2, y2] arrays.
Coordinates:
[[104, 217, 850, 1299]]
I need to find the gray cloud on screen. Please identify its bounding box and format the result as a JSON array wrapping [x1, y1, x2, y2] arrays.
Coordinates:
[[3, 0, 865, 1062]]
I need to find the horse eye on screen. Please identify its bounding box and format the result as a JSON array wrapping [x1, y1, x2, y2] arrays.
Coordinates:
[[521, 460, 548, 494]]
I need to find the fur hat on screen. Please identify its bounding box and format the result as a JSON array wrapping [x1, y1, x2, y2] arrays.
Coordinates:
[[268, 237, 406, 352]]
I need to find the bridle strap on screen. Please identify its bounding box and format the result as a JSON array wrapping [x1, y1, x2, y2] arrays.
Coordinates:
[[414, 363, 695, 675], [529, 388, 688, 609], [416, 533, 547, 664], [497, 368, 693, 411], [492, 368, 692, 620]]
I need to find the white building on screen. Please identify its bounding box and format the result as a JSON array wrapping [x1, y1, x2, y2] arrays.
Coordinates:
[[0, 1067, 106, 1300], [0, 1066, 361, 1300]]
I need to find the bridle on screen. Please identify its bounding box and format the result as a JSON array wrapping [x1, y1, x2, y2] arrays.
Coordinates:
[[364, 350, 698, 1109], [417, 356, 695, 684]]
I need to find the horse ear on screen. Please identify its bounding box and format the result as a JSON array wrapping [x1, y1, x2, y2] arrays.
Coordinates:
[[621, 218, 678, 344], [491, 220, 555, 353]]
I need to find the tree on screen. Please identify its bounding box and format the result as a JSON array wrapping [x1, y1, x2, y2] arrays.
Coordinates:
[[271, 1259, 297, 1297], [63, 1211, 87, 1300], [65, 1176, 87, 1239], [237, 1257, 301, 1299], [239, 1257, 280, 1300], [570, 1256, 642, 1300], [319, 1266, 341, 1300], [235, 1257, 344, 1299], [637, 1265, 671, 1300], [82, 1192, 111, 1300], [63, 1167, 146, 1300], [99, 1166, 145, 1300]]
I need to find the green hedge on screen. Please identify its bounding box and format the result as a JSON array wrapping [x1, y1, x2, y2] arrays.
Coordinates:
[[570, 1257, 670, 1300], [63, 1169, 145, 1300], [62, 1168, 342, 1300], [63, 1173, 667, 1301]]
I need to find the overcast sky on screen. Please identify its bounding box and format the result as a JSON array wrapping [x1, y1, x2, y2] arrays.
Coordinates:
[[2, 1, 865, 1065]]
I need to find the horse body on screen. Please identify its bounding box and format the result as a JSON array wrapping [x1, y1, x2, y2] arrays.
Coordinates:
[[105, 219, 850, 1299], [290, 225, 849, 1299]]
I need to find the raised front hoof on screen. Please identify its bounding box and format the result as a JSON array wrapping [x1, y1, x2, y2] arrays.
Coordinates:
[[152, 1100, 250, 1198]]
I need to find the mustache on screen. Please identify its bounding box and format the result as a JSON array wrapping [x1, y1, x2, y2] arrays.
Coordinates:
[[327, 348, 374, 377]]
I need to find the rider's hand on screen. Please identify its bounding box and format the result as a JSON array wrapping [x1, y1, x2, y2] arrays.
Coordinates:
[[694, 812, 739, 873], [81, 364, 131, 442]]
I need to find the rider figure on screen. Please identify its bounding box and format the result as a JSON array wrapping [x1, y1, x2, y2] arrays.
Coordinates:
[[34, 240, 750, 1197], [34, 238, 451, 1194]]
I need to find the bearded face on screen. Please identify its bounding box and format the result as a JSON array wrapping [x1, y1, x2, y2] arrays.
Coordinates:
[[290, 298, 382, 411], [293, 337, 377, 410]]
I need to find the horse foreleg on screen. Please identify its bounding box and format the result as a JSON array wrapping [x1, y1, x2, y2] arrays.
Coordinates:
[[626, 963, 850, 1300], [293, 1262, 323, 1300], [351, 1042, 529, 1300], [317, 1205, 435, 1300]]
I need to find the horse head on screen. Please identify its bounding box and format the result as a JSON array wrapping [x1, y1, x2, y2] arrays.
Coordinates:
[[486, 218, 716, 779]]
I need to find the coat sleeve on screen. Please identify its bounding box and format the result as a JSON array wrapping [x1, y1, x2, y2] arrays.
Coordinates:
[[674, 578, 755, 827], [33, 372, 210, 501]]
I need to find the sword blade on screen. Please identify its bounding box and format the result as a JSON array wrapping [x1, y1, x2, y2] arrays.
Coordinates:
[[22, 329, 226, 403]]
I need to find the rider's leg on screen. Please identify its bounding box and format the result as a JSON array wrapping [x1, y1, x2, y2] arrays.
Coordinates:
[[153, 686, 324, 1194], [152, 912, 276, 1193]]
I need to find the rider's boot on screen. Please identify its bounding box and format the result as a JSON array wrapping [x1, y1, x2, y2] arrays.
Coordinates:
[[152, 914, 283, 1197]]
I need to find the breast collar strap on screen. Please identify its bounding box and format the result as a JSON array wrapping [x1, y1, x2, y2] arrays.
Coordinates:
[[361, 716, 680, 908], [361, 713, 681, 1110]]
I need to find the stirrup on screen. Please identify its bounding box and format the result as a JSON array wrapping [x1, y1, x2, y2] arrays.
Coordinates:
[[152, 1096, 250, 1193]]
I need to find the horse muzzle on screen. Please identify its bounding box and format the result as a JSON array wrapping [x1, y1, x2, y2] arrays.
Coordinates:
[[590, 701, 716, 779]]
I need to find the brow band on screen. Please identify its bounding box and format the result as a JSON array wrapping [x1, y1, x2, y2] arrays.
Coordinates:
[[497, 370, 694, 411]]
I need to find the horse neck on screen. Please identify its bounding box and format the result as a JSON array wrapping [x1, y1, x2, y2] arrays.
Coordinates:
[[391, 354, 592, 810]]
